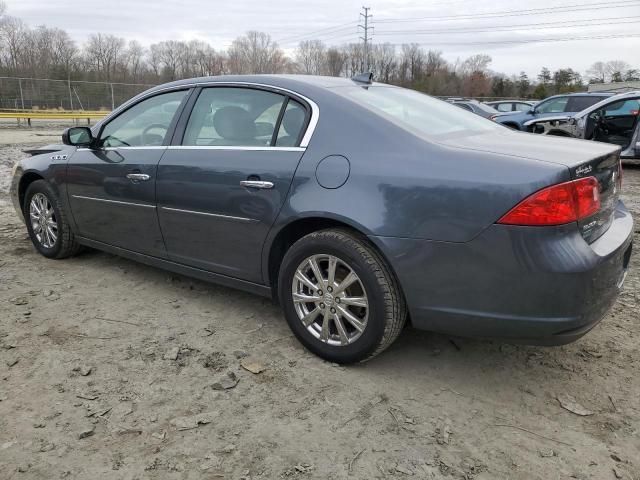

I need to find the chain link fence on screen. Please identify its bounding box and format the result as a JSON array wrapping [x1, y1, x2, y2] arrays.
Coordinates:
[[0, 77, 156, 112]]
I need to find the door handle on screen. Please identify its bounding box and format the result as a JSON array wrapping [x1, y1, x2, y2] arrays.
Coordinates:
[[126, 173, 150, 182], [240, 180, 274, 189]]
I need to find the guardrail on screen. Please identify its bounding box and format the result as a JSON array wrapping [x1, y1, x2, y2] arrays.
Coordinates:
[[0, 110, 109, 126]]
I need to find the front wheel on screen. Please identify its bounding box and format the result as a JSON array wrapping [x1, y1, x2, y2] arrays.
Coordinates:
[[24, 180, 81, 259], [278, 229, 407, 364]]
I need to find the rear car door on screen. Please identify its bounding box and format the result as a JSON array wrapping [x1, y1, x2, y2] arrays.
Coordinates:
[[66, 89, 190, 257], [156, 85, 311, 283], [597, 98, 640, 148]]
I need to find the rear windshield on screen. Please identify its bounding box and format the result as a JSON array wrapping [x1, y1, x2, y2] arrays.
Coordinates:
[[333, 85, 503, 137]]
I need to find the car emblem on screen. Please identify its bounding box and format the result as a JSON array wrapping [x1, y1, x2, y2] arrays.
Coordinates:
[[575, 165, 592, 176]]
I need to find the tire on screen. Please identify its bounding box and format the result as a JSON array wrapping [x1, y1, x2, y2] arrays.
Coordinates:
[[278, 229, 407, 364], [23, 180, 81, 259]]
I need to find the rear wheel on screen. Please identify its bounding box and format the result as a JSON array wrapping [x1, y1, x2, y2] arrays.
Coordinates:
[[278, 229, 407, 363], [24, 180, 81, 259]]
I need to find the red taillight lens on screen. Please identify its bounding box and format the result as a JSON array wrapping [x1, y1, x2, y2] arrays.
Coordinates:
[[497, 177, 600, 226]]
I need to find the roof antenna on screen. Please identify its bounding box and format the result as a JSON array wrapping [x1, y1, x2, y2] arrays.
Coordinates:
[[352, 72, 373, 84]]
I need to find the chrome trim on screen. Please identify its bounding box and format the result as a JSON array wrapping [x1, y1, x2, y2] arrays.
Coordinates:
[[99, 81, 319, 148], [160, 206, 257, 223], [76, 146, 167, 152], [166, 145, 305, 152], [126, 173, 151, 181], [240, 180, 274, 189], [71, 195, 155, 209]]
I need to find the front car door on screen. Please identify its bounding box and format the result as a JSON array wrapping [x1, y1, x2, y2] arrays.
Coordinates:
[[66, 89, 190, 257], [156, 85, 313, 283]]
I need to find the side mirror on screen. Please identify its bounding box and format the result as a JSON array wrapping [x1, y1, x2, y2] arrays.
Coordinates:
[[528, 108, 536, 115], [62, 127, 93, 147]]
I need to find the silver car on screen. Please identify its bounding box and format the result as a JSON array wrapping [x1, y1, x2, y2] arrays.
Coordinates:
[[524, 91, 640, 161]]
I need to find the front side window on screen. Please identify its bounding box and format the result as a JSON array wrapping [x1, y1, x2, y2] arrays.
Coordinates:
[[496, 103, 512, 112], [536, 97, 569, 114], [515, 103, 532, 112], [100, 90, 187, 147], [183, 87, 289, 146], [603, 99, 640, 116]]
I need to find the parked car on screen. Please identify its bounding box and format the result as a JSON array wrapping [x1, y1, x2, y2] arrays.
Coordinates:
[[450, 100, 500, 118], [523, 91, 640, 161], [493, 92, 614, 130], [484, 100, 535, 113], [10, 75, 633, 363]]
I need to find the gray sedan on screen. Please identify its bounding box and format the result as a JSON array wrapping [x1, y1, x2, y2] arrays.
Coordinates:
[[10, 75, 633, 363]]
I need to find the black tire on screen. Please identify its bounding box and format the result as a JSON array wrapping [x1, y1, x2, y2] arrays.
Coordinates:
[[278, 229, 407, 364], [23, 180, 81, 259]]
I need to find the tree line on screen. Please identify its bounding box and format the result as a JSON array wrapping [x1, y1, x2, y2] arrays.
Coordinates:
[[1, 3, 638, 109]]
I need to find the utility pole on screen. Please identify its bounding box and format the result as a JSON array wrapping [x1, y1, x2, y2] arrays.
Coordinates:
[[358, 6, 373, 72]]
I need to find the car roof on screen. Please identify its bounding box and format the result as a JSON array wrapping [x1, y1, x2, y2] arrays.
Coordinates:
[[148, 74, 378, 93]]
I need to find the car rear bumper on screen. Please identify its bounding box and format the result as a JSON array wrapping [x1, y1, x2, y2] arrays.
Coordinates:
[[370, 200, 633, 345]]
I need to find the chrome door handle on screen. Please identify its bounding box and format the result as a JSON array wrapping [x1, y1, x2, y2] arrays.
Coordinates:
[[240, 180, 274, 189], [126, 173, 150, 182]]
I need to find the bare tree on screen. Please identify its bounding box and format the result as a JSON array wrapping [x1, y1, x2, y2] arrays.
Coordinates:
[[325, 47, 346, 77], [85, 33, 125, 81], [605, 60, 630, 83], [125, 40, 145, 82], [227, 31, 287, 74], [461, 54, 492, 74], [586, 61, 607, 83], [295, 40, 326, 75]]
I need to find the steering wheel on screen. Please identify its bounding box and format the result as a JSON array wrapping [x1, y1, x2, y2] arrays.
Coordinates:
[[141, 123, 168, 146]]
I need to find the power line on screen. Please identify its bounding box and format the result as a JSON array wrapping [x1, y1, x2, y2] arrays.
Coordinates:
[[275, 21, 358, 44], [375, 16, 640, 36], [380, 32, 640, 47], [359, 6, 374, 71], [374, 0, 640, 23]]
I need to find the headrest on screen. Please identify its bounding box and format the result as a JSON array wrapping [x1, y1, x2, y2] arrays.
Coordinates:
[[212, 106, 256, 141]]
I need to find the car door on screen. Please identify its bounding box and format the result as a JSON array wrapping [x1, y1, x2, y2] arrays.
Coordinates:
[[66, 89, 190, 257], [156, 85, 311, 283], [597, 98, 640, 148]]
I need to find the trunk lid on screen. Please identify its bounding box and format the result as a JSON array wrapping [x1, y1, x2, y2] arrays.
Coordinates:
[[436, 129, 622, 243]]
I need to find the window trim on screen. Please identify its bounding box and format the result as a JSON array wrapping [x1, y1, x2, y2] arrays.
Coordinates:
[[174, 84, 314, 149], [94, 88, 193, 149], [92, 81, 320, 150]]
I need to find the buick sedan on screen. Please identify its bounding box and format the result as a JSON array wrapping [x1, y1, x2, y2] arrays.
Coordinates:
[[10, 74, 633, 363]]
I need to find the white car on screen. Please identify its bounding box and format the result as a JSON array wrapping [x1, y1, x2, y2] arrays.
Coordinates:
[[524, 91, 640, 162]]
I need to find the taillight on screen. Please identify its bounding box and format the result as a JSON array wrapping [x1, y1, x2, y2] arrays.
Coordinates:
[[497, 176, 600, 226]]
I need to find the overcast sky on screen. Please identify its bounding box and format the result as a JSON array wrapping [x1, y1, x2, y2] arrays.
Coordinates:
[[6, 0, 640, 78]]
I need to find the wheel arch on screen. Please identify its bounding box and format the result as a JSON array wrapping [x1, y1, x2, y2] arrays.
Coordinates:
[[18, 171, 45, 216], [264, 215, 403, 305]]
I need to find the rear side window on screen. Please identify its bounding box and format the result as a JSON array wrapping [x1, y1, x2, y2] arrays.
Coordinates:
[[275, 99, 307, 146], [565, 96, 608, 112], [183, 87, 286, 146], [536, 97, 569, 114]]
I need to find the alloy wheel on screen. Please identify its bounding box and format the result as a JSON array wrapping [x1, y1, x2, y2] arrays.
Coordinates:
[[291, 254, 369, 346], [29, 193, 58, 248]]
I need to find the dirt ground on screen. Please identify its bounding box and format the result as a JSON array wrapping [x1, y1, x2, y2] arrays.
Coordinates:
[[0, 127, 639, 480]]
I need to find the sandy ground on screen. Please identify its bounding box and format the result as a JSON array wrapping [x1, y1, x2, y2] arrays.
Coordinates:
[[0, 128, 639, 480]]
